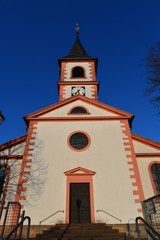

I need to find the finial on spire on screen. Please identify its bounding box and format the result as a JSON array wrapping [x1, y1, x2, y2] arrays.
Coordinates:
[[75, 23, 80, 36]]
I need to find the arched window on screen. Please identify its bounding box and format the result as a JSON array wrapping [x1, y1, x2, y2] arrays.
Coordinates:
[[151, 163, 160, 194], [0, 166, 8, 199], [71, 107, 87, 114], [72, 67, 84, 78]]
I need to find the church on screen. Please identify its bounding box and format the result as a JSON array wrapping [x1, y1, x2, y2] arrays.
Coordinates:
[[0, 30, 160, 226]]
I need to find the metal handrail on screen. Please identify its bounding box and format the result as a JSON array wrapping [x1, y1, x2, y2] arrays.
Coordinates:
[[4, 216, 31, 240], [97, 209, 122, 222], [136, 216, 160, 240], [39, 210, 64, 225]]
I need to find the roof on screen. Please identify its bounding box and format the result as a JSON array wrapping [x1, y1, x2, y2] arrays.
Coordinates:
[[23, 95, 134, 127], [64, 33, 93, 59], [0, 134, 27, 151], [58, 33, 98, 72]]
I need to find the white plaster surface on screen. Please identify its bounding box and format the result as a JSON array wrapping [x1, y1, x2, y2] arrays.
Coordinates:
[[133, 139, 160, 153], [39, 100, 119, 118], [24, 120, 141, 224], [137, 157, 160, 199]]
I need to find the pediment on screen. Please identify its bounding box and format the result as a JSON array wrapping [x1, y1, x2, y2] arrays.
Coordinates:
[[64, 167, 95, 176], [24, 95, 134, 125]]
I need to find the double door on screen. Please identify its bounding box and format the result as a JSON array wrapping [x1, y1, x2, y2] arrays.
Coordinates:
[[69, 183, 91, 223]]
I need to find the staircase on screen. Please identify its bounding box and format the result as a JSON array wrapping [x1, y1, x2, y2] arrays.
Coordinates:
[[33, 223, 138, 240]]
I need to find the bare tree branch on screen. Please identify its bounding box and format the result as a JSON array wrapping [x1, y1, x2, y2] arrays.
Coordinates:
[[146, 42, 160, 112], [0, 137, 48, 205]]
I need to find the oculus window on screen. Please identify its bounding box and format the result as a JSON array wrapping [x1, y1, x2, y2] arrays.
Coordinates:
[[0, 166, 8, 199], [151, 163, 160, 194], [69, 132, 89, 150]]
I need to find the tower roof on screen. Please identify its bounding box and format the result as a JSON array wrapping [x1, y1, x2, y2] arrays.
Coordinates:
[[64, 32, 93, 59], [58, 31, 98, 71]]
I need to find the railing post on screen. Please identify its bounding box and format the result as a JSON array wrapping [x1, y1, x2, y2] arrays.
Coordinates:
[[136, 216, 160, 240], [19, 210, 25, 239], [5, 216, 31, 240], [135, 217, 141, 240], [0, 201, 5, 220]]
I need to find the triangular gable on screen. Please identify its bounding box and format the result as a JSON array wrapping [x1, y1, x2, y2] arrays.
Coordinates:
[[24, 95, 134, 125], [64, 167, 95, 176], [132, 133, 160, 154]]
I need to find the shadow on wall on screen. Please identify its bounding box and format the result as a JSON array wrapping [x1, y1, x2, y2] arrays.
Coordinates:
[[0, 137, 48, 205]]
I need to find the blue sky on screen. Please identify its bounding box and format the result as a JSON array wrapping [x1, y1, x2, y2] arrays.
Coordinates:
[[0, 0, 160, 144]]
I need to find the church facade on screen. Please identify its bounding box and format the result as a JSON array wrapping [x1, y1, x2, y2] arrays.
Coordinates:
[[0, 32, 160, 225]]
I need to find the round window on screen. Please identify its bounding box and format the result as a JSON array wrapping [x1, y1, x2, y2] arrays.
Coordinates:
[[69, 132, 89, 150]]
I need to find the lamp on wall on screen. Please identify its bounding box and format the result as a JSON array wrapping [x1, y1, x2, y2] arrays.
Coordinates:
[[0, 111, 5, 126]]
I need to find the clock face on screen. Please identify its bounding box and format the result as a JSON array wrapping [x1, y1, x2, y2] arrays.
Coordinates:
[[71, 86, 85, 96]]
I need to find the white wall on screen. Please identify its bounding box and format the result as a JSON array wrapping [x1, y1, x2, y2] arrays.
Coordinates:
[[24, 120, 140, 224], [39, 100, 119, 118], [137, 157, 160, 199], [133, 140, 160, 153]]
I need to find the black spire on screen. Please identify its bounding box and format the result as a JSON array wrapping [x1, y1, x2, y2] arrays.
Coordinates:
[[58, 26, 98, 71], [63, 25, 94, 59], [65, 31, 89, 58]]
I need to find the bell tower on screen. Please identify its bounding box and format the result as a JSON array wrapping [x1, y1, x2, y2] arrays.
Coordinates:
[[58, 29, 99, 101]]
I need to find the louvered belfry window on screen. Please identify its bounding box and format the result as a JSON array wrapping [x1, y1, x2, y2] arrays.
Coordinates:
[[0, 166, 8, 199]]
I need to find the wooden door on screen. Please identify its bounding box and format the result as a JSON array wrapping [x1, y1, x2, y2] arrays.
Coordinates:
[[69, 183, 91, 223]]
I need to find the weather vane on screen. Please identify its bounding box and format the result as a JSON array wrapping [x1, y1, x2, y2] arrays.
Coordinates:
[[75, 23, 80, 36]]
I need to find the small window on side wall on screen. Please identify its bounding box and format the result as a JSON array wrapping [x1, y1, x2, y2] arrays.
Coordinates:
[[0, 166, 8, 199], [72, 67, 84, 78], [71, 107, 87, 114], [151, 163, 160, 194]]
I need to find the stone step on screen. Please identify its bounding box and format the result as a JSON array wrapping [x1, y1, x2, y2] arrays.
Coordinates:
[[69, 223, 107, 228], [32, 223, 139, 240], [67, 226, 113, 230], [66, 229, 119, 233], [30, 238, 59, 240], [63, 232, 125, 237], [49, 226, 67, 231], [41, 230, 64, 235], [62, 237, 126, 240]]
